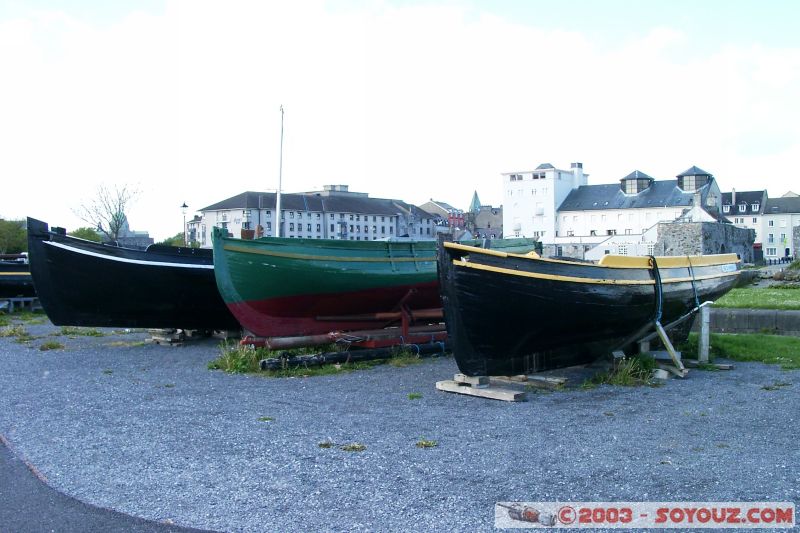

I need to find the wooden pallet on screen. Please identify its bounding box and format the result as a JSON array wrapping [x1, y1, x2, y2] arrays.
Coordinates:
[[490, 374, 568, 390], [436, 373, 527, 402]]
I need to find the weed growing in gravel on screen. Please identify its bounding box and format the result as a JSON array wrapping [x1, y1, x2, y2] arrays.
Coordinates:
[[60, 326, 104, 337], [318, 441, 334, 449], [208, 342, 264, 373], [210, 341, 436, 377], [0, 325, 26, 338], [407, 392, 422, 400], [106, 340, 146, 348], [13, 311, 46, 325], [415, 439, 438, 449], [340, 443, 366, 452], [582, 356, 657, 388], [102, 369, 113, 375], [39, 341, 64, 351], [257, 416, 274, 422]]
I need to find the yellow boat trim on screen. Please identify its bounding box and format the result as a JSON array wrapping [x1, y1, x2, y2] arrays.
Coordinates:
[[0, 272, 30, 276], [452, 259, 739, 285], [444, 241, 739, 269], [597, 253, 740, 268], [224, 244, 436, 263]]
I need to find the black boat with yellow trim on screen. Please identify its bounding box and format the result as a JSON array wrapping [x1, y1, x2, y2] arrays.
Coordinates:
[[437, 242, 740, 376], [0, 255, 35, 298], [26, 217, 240, 330]]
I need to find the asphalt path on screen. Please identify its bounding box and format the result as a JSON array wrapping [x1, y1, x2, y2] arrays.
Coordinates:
[[0, 436, 212, 533]]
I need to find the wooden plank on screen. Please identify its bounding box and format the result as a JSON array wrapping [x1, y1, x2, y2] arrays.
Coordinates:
[[683, 359, 733, 370], [436, 380, 526, 402], [491, 375, 568, 390], [453, 373, 489, 388], [655, 322, 685, 371], [699, 305, 711, 363], [657, 362, 688, 378]]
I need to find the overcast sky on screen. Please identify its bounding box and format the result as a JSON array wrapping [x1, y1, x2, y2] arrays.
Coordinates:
[[1, 0, 798, 240]]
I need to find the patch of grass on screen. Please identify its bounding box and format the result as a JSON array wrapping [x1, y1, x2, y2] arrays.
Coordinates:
[[211, 342, 433, 377], [102, 369, 113, 375], [208, 342, 263, 373], [407, 392, 423, 400], [0, 315, 9, 327], [680, 333, 800, 370], [39, 341, 64, 351], [340, 442, 367, 452], [318, 441, 334, 449], [257, 416, 274, 422], [582, 356, 657, 388], [106, 340, 146, 348], [0, 325, 26, 338], [416, 439, 438, 449], [715, 287, 800, 310], [14, 311, 46, 324], [59, 326, 104, 337]]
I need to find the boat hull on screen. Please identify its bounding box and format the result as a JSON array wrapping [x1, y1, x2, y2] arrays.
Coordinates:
[[438, 243, 740, 376], [213, 231, 538, 337], [27, 218, 240, 330], [0, 262, 35, 298]]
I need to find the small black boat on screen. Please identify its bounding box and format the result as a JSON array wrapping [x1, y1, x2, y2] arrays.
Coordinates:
[[26, 217, 240, 331], [0, 255, 35, 298], [438, 242, 741, 376]]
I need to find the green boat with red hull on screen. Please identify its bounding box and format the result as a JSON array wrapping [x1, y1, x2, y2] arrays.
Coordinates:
[[212, 228, 537, 338]]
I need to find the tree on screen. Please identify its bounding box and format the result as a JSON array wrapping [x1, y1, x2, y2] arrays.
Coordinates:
[[74, 184, 139, 242], [157, 232, 185, 247], [0, 219, 27, 254], [68, 227, 102, 242]]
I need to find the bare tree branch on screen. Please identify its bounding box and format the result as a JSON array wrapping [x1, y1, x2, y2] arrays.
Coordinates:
[[73, 185, 140, 242]]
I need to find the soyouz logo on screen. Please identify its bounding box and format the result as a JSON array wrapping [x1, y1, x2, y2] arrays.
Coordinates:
[[494, 502, 796, 529]]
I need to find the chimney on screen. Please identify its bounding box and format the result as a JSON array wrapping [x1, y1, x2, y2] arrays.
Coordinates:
[[731, 187, 736, 206], [570, 162, 585, 186]]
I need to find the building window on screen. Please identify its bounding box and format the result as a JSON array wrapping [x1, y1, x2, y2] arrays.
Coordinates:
[[768, 234, 774, 243], [722, 205, 730, 213], [372, 225, 377, 233], [349, 225, 353, 232], [781, 233, 786, 242], [766, 247, 777, 256], [768, 220, 774, 226], [607, 229, 617, 235], [738, 204, 746, 212], [307, 224, 312, 231], [316, 224, 321, 231], [753, 217, 758, 223], [265, 210, 272, 218], [330, 224, 334, 232], [590, 230, 596, 236], [289, 223, 295, 231], [618, 244, 628, 255], [290, 212, 295, 219], [266, 222, 271, 231], [752, 203, 759, 211], [567, 230, 574, 237], [356, 215, 360, 221], [625, 229, 632, 235]]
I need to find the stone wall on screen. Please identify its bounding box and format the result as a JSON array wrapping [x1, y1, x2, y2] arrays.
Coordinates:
[[655, 222, 755, 262]]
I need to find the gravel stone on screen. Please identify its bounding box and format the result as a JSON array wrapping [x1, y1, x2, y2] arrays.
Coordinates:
[[0, 321, 798, 531]]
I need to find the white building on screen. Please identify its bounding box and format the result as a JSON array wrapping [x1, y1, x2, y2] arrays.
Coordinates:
[[190, 185, 437, 248], [720, 189, 767, 247], [502, 162, 588, 243], [502, 163, 725, 258], [762, 196, 800, 260]]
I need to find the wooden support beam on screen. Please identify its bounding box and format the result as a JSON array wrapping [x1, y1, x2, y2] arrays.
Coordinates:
[[436, 380, 527, 402], [683, 359, 733, 370], [699, 304, 711, 363]]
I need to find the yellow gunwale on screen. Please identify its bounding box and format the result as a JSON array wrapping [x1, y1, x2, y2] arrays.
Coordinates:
[[452, 259, 739, 285], [223, 244, 436, 264], [443, 241, 739, 269], [0, 272, 30, 276]]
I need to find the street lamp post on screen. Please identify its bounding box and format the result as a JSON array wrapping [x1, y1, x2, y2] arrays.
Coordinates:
[[181, 202, 188, 246]]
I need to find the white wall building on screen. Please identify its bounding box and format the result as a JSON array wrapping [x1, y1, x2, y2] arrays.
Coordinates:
[[502, 162, 588, 244], [191, 185, 437, 248], [762, 196, 800, 260]]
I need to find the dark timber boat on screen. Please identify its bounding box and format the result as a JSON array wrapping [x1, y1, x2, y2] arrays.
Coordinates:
[[0, 255, 35, 298], [212, 228, 538, 338], [438, 241, 741, 376], [26, 218, 240, 330]]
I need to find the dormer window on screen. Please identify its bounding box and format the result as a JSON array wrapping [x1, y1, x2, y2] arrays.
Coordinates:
[[752, 203, 759, 211], [738, 204, 746, 213], [722, 205, 730, 213]]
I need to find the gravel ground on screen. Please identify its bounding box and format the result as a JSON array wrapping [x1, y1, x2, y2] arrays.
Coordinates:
[[0, 318, 798, 532]]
